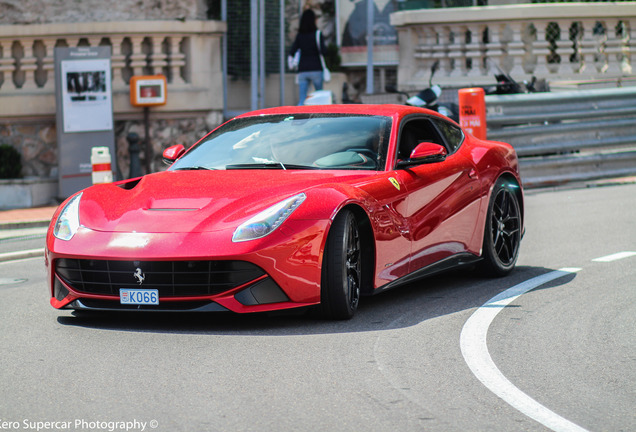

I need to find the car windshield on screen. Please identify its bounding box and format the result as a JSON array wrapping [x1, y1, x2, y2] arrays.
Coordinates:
[[169, 113, 392, 171]]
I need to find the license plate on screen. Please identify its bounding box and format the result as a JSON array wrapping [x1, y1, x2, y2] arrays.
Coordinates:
[[120, 289, 159, 305]]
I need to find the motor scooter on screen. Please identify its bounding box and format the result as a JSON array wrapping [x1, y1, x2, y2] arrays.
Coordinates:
[[385, 61, 459, 122], [385, 60, 549, 120], [484, 60, 547, 94]]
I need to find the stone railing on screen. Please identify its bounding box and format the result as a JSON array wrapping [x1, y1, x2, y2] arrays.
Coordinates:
[[0, 20, 226, 119], [390, 3, 636, 90]]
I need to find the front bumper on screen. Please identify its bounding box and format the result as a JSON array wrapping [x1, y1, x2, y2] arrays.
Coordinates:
[[46, 219, 330, 313], [51, 268, 298, 313]]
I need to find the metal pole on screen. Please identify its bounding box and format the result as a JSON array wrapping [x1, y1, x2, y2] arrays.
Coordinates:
[[366, 0, 375, 95], [127, 132, 142, 179], [143, 107, 152, 174], [259, 0, 266, 109], [280, 0, 285, 106], [221, 0, 228, 119], [250, 0, 258, 110]]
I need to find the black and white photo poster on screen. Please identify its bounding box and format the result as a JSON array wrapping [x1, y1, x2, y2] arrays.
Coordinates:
[[61, 59, 113, 133]]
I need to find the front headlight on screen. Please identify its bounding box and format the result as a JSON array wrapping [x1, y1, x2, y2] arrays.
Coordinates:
[[232, 193, 306, 242], [53, 193, 82, 241]]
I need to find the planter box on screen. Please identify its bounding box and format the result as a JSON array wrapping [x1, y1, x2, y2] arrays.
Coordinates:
[[0, 177, 58, 210]]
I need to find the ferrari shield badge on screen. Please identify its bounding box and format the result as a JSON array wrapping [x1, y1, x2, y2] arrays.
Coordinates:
[[389, 177, 400, 191]]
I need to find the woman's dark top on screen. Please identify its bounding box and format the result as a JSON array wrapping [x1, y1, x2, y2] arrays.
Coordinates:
[[290, 32, 326, 73]]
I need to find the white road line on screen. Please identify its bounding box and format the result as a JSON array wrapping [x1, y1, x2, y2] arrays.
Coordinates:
[[592, 251, 636, 262], [460, 268, 588, 432]]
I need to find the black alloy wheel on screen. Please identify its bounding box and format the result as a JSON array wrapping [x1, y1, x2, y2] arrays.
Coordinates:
[[320, 210, 362, 319], [481, 181, 522, 276]]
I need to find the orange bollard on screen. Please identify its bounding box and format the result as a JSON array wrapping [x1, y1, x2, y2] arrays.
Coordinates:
[[458, 87, 487, 140]]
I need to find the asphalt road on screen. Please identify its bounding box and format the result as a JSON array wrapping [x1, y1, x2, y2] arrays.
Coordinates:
[[0, 183, 634, 432]]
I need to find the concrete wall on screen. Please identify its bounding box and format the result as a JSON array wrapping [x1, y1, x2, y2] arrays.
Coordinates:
[[0, 0, 207, 24]]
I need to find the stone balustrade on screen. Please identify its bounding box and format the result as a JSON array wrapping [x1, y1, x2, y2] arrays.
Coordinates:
[[390, 3, 636, 90], [0, 20, 225, 182], [0, 20, 226, 119]]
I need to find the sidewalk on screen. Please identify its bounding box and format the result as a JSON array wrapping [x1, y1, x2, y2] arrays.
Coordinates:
[[0, 205, 57, 262], [0, 205, 58, 230]]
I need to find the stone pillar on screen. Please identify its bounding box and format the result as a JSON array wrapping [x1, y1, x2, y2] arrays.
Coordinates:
[[579, 20, 596, 76], [129, 36, 147, 77], [532, 22, 552, 77], [41, 39, 56, 91], [485, 23, 505, 75], [150, 36, 169, 76], [449, 26, 467, 78], [167, 36, 186, 85], [555, 21, 576, 76], [110, 36, 127, 90], [507, 22, 526, 77], [20, 39, 39, 90], [466, 24, 485, 78], [0, 40, 17, 90], [603, 19, 624, 76]]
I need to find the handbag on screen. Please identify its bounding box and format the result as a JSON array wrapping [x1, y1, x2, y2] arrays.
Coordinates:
[[316, 30, 331, 82], [287, 49, 300, 71]]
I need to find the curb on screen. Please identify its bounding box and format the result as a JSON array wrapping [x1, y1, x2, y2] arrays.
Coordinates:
[[0, 248, 44, 263]]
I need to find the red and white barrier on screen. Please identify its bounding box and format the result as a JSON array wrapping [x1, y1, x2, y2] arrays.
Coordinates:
[[91, 146, 113, 184]]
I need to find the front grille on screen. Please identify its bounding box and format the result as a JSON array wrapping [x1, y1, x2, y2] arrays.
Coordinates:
[[56, 258, 266, 297], [70, 299, 228, 312]]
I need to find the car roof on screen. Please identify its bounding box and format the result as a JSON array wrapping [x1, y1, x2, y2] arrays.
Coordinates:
[[236, 104, 448, 122]]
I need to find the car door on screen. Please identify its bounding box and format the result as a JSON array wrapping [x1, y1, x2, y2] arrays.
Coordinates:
[[392, 115, 483, 273]]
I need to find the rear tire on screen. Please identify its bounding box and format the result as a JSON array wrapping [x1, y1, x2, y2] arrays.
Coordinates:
[[481, 181, 522, 276], [320, 210, 362, 320]]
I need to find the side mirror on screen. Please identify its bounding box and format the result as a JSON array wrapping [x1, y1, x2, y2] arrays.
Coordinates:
[[410, 142, 447, 160], [397, 142, 447, 168], [162, 144, 185, 165]]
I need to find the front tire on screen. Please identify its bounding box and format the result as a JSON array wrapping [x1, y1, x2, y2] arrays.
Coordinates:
[[320, 210, 362, 320], [481, 181, 522, 276]]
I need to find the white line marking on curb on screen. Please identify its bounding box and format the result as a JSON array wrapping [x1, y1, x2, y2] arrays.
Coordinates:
[[0, 248, 44, 263], [592, 251, 636, 262], [460, 268, 588, 432]]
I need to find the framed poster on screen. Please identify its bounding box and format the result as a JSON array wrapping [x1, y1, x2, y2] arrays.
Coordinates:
[[130, 75, 168, 107], [337, 0, 399, 67], [61, 58, 113, 133]]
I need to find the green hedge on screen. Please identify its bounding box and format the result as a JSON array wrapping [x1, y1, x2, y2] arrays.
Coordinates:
[[0, 144, 22, 179]]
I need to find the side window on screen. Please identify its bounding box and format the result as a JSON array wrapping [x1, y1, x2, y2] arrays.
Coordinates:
[[431, 118, 464, 154], [397, 118, 445, 161]]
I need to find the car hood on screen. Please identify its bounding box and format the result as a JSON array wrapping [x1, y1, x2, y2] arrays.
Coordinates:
[[78, 170, 373, 233]]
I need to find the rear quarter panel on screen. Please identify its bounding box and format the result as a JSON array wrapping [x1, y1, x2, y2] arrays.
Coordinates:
[[462, 136, 523, 251]]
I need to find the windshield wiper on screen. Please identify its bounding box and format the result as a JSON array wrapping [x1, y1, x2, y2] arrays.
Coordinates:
[[225, 162, 285, 170], [225, 163, 317, 170], [174, 166, 215, 171]]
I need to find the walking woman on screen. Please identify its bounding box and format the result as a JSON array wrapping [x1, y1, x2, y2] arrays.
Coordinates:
[[289, 8, 327, 105]]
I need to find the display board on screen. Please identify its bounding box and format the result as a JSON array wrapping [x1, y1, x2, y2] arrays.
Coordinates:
[[54, 46, 117, 199]]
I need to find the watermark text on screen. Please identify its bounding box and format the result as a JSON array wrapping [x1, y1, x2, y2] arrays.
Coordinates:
[[0, 419, 158, 432]]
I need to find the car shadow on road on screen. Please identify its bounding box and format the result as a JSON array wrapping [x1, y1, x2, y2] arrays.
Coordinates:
[[56, 265, 576, 336]]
